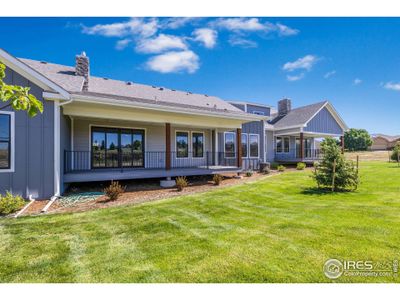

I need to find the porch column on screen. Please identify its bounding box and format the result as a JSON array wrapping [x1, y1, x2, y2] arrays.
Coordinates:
[[340, 135, 345, 154], [236, 128, 242, 168], [165, 123, 171, 170], [300, 132, 304, 161], [214, 129, 219, 166]]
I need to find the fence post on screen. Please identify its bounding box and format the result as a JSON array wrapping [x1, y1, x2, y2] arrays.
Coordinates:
[[332, 159, 336, 192]]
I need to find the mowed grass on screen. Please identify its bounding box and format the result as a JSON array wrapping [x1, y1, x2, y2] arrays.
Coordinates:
[[1, 161, 399, 283]]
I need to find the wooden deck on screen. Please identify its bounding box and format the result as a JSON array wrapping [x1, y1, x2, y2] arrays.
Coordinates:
[[63, 166, 241, 183]]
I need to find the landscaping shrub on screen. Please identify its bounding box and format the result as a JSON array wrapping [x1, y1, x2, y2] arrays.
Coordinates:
[[296, 162, 306, 170], [0, 191, 25, 215], [212, 174, 224, 185], [176, 176, 188, 191], [277, 165, 286, 172], [104, 181, 125, 201], [313, 137, 359, 191], [245, 170, 253, 177], [391, 141, 400, 162]]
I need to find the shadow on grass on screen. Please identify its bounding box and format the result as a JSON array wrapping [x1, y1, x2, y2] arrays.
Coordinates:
[[301, 187, 353, 195]]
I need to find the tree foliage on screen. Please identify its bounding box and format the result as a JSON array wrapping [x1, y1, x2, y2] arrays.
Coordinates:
[[0, 63, 43, 117], [313, 137, 359, 191], [344, 128, 373, 151], [391, 141, 400, 162]]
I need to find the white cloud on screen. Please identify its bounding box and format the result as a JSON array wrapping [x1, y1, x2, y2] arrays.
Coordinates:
[[212, 17, 269, 32], [115, 39, 131, 50], [228, 36, 257, 48], [193, 28, 217, 48], [136, 34, 187, 54], [353, 78, 362, 85], [275, 23, 299, 36], [324, 70, 336, 79], [287, 73, 305, 81], [146, 50, 199, 74], [383, 82, 400, 91], [82, 18, 158, 38], [283, 55, 319, 72], [163, 17, 197, 29]]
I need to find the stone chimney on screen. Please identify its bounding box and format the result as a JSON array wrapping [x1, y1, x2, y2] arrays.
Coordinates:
[[75, 52, 89, 91], [278, 98, 291, 116]]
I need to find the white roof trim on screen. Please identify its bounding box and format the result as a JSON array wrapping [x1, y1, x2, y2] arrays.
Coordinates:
[[68, 93, 266, 122], [304, 101, 348, 131], [228, 100, 273, 108], [0, 48, 70, 100]]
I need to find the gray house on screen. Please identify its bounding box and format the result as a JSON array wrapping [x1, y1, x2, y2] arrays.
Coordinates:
[[0, 49, 348, 200], [229, 98, 348, 164]]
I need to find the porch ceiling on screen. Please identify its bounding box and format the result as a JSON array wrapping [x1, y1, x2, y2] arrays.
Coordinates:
[[62, 101, 244, 129]]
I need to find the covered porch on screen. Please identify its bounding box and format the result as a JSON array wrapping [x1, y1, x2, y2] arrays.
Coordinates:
[[60, 100, 253, 183], [273, 131, 344, 163]]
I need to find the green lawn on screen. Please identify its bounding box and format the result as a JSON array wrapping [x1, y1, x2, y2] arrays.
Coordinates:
[[1, 161, 399, 283]]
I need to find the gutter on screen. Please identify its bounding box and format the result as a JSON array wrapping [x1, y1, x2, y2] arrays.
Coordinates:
[[41, 195, 59, 213], [14, 195, 35, 218]]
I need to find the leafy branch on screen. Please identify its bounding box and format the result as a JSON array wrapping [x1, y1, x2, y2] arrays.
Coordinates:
[[0, 63, 43, 117]]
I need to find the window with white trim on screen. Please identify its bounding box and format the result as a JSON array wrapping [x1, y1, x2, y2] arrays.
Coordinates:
[[176, 131, 189, 158], [192, 132, 204, 158], [241, 133, 248, 158], [0, 113, 12, 170], [224, 132, 236, 158], [276, 137, 290, 153], [249, 134, 259, 158], [283, 137, 290, 153]]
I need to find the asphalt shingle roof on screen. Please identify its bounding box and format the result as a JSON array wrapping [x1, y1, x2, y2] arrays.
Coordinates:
[[268, 101, 327, 129], [19, 58, 243, 113]]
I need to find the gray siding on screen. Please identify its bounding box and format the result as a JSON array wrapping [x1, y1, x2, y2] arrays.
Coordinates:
[[265, 130, 274, 162], [0, 67, 54, 199], [246, 104, 270, 116], [60, 108, 71, 192], [304, 107, 343, 135]]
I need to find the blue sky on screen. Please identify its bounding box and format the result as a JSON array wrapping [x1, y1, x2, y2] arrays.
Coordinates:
[[1, 17, 399, 134]]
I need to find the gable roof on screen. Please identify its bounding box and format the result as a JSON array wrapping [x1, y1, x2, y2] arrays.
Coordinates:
[[18, 58, 244, 114], [0, 48, 70, 99], [269, 101, 327, 129], [268, 101, 348, 131]]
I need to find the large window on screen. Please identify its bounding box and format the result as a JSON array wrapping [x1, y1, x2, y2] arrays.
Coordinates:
[[241, 133, 248, 158], [284, 137, 290, 153], [224, 132, 236, 158], [249, 134, 259, 158], [192, 132, 204, 158], [0, 113, 11, 170], [276, 137, 290, 153], [176, 131, 189, 158], [91, 127, 144, 168]]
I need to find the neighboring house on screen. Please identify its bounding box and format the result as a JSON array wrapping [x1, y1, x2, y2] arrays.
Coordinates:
[[0, 48, 348, 200], [370, 134, 400, 150]]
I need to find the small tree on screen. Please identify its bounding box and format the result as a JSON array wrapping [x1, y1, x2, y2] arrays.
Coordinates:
[[344, 128, 373, 151], [0, 63, 43, 116], [391, 141, 400, 162], [313, 137, 359, 191]]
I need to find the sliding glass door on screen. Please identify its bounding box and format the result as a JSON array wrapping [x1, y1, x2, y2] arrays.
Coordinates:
[[91, 127, 145, 169]]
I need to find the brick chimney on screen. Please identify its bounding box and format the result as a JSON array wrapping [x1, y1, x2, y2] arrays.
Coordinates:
[[75, 51, 89, 91], [278, 98, 291, 116]]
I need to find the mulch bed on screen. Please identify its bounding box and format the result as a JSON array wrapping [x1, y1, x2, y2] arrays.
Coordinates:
[[48, 172, 276, 214], [20, 166, 307, 216]]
